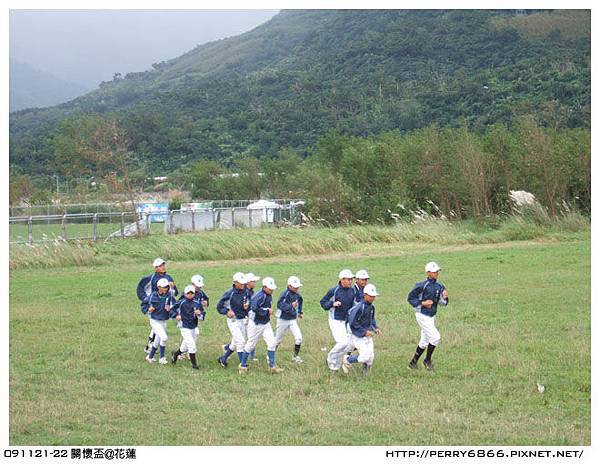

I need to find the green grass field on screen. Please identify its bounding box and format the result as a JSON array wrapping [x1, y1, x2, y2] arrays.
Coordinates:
[[9, 232, 590, 445]]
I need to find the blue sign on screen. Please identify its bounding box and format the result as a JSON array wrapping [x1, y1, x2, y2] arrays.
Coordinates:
[[137, 203, 169, 223]]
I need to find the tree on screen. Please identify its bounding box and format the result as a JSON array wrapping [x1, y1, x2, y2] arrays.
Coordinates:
[[9, 169, 34, 206], [185, 159, 223, 199], [53, 115, 141, 234]]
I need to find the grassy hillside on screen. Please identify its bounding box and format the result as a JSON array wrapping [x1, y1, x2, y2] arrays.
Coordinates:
[[10, 9, 590, 176], [9, 236, 590, 445]]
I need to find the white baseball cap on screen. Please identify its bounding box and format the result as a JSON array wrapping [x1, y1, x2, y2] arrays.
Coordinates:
[[233, 272, 248, 284], [153, 257, 166, 267], [287, 276, 303, 288], [355, 269, 369, 279], [157, 278, 170, 288], [245, 272, 261, 282], [338, 269, 354, 280], [262, 277, 277, 290], [191, 275, 204, 288], [184, 285, 196, 295], [364, 283, 379, 296], [425, 261, 441, 272]]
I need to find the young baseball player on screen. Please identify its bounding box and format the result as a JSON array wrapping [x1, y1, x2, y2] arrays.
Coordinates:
[[320, 269, 357, 371], [216, 272, 250, 367], [347, 269, 369, 356], [171, 285, 202, 369], [191, 274, 209, 322], [175, 274, 209, 361], [137, 258, 178, 353], [239, 277, 283, 374], [141, 277, 176, 364], [353, 269, 369, 303], [407, 261, 449, 371], [342, 284, 381, 376], [245, 272, 261, 361], [274, 276, 304, 363]]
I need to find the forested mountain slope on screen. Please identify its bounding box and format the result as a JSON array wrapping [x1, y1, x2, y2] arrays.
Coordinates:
[[9, 9, 590, 175]]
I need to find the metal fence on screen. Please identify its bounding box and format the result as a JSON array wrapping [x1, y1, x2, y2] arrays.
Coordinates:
[[9, 203, 303, 244], [9, 199, 305, 217]]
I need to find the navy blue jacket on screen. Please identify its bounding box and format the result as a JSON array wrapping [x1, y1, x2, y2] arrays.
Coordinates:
[[193, 289, 209, 321], [320, 285, 357, 321], [172, 296, 202, 329], [277, 288, 303, 320], [216, 286, 248, 319], [347, 301, 378, 337], [151, 272, 176, 293], [250, 289, 273, 325], [353, 283, 365, 304], [141, 291, 176, 321], [137, 272, 178, 301], [407, 278, 448, 317]]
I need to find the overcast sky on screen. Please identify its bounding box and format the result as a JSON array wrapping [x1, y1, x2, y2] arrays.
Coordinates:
[[10, 9, 279, 89]]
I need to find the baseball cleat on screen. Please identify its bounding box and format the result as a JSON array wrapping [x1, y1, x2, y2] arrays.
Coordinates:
[[238, 364, 248, 375], [292, 355, 303, 364], [408, 360, 418, 370], [423, 360, 435, 371], [342, 355, 351, 374], [158, 357, 168, 365], [269, 365, 284, 374], [191, 365, 199, 370], [171, 351, 178, 364], [217, 357, 228, 368], [145, 355, 155, 363]]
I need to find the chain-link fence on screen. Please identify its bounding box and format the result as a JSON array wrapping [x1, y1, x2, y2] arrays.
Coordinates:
[[9, 203, 125, 217], [9, 199, 304, 217], [9, 202, 304, 244]]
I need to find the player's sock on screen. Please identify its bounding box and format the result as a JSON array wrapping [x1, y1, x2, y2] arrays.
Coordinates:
[[267, 350, 276, 368], [294, 344, 301, 356], [148, 346, 157, 359], [424, 343, 436, 363], [240, 351, 249, 367], [172, 349, 182, 364], [362, 363, 370, 375], [159, 345, 166, 359], [250, 349, 256, 359], [223, 347, 234, 360], [412, 346, 425, 363], [347, 355, 359, 364], [189, 353, 198, 369], [237, 351, 244, 363]]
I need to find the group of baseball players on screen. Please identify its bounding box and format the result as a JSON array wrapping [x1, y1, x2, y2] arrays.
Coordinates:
[[137, 257, 449, 375]]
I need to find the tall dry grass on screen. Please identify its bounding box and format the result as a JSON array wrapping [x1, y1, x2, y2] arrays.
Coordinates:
[[9, 211, 589, 271]]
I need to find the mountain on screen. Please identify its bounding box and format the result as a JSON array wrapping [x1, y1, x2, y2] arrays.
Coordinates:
[[9, 9, 590, 176], [9, 60, 90, 112]]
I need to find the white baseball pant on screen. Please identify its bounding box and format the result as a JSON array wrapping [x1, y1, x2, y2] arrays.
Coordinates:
[[327, 319, 350, 370], [275, 318, 303, 346], [415, 312, 441, 348], [179, 327, 198, 354], [351, 334, 375, 366], [244, 319, 277, 353], [149, 319, 168, 348], [226, 317, 248, 352]]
